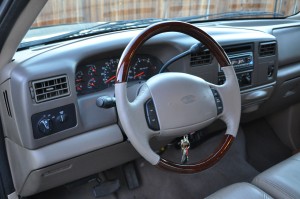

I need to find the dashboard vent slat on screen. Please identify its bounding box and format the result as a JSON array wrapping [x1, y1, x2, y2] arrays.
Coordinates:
[[190, 50, 212, 67], [259, 42, 276, 57], [32, 75, 70, 103], [3, 90, 12, 117]]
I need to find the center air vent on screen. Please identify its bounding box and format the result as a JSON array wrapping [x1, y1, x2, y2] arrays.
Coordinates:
[[32, 75, 70, 103], [259, 42, 276, 57], [190, 50, 212, 67]]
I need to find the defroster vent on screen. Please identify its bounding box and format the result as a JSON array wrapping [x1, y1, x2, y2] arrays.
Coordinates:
[[190, 49, 212, 67], [259, 42, 276, 57], [32, 75, 70, 103]]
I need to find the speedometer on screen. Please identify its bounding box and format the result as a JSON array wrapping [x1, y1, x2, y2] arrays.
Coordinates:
[[101, 59, 118, 87]]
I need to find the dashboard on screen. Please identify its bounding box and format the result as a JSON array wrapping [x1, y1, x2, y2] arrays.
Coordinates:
[[4, 19, 300, 196], [75, 54, 163, 95]]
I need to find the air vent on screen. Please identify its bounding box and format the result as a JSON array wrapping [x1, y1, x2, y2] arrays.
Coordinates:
[[224, 43, 253, 54], [259, 42, 276, 57], [190, 50, 212, 67], [32, 75, 70, 103], [3, 90, 12, 117]]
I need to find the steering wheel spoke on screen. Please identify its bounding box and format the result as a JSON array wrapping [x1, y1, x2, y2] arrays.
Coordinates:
[[208, 65, 241, 137], [115, 82, 160, 164]]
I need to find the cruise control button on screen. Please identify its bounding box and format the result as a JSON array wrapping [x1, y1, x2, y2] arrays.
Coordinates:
[[145, 99, 160, 131], [210, 88, 223, 115]]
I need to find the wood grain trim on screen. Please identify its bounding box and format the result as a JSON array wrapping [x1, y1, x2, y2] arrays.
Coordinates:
[[157, 135, 234, 173], [116, 21, 231, 83]]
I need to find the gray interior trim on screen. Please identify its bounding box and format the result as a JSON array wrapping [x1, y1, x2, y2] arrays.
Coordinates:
[[20, 141, 139, 196], [205, 182, 273, 199], [267, 103, 300, 150], [252, 152, 300, 199], [7, 192, 18, 199], [5, 124, 123, 195], [273, 26, 300, 66]]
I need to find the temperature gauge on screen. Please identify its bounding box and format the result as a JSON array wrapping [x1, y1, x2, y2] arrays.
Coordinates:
[[87, 65, 97, 76]]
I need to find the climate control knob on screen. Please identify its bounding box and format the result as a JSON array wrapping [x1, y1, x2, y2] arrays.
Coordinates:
[[38, 118, 53, 134]]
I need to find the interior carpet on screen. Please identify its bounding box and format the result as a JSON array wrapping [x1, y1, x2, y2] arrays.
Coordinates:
[[31, 129, 258, 199], [242, 119, 292, 172]]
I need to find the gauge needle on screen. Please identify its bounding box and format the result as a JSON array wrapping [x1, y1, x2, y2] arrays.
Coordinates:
[[105, 75, 116, 84], [134, 72, 145, 78]]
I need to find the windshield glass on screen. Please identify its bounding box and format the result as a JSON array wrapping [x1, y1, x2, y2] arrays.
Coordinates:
[[21, 0, 300, 47]]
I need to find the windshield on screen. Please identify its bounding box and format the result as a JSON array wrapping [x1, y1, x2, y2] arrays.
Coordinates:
[[21, 0, 300, 48]]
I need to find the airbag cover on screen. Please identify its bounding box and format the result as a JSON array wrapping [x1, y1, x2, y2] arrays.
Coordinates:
[[146, 72, 217, 132]]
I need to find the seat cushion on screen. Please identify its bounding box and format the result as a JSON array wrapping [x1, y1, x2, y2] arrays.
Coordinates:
[[205, 182, 273, 199], [252, 153, 300, 199]]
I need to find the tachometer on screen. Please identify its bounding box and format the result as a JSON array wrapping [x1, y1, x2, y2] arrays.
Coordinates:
[[131, 56, 159, 80]]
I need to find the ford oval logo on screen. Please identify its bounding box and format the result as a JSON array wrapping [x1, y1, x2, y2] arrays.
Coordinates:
[[181, 95, 196, 104]]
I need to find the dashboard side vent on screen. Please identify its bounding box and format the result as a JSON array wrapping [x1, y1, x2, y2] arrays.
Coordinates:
[[32, 75, 70, 103], [3, 90, 12, 117], [190, 49, 212, 67], [259, 42, 276, 57]]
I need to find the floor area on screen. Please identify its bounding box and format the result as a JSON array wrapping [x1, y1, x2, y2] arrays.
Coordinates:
[[30, 119, 294, 199], [31, 128, 261, 199], [242, 119, 292, 172]]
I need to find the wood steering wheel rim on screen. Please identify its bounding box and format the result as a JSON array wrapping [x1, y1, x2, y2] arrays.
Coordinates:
[[116, 21, 235, 174]]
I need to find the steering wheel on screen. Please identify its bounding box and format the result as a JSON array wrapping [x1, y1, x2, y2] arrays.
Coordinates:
[[115, 21, 241, 173]]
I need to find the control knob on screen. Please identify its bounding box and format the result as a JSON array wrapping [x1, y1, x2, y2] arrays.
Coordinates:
[[241, 73, 251, 85], [38, 118, 53, 134]]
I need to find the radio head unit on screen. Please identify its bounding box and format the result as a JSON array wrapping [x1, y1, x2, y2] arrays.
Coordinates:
[[218, 51, 254, 88], [219, 52, 253, 72]]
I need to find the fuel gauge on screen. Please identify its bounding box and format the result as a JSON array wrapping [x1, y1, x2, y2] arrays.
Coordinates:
[[75, 71, 84, 82], [87, 78, 97, 89]]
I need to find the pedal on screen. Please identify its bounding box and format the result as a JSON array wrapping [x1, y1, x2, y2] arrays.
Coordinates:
[[123, 162, 140, 190], [93, 179, 120, 198]]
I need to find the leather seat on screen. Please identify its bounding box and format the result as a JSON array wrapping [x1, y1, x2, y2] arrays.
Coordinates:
[[253, 152, 300, 199], [205, 182, 273, 199]]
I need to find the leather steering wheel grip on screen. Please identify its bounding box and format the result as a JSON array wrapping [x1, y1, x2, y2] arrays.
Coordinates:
[[115, 21, 241, 173]]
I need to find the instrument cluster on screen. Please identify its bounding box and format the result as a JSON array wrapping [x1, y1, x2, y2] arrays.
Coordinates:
[[75, 54, 163, 95]]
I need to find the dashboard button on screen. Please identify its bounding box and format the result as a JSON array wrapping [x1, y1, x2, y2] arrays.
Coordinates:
[[210, 88, 223, 115], [145, 99, 160, 131], [56, 112, 68, 123], [38, 118, 53, 134]]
